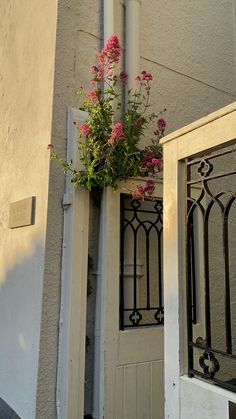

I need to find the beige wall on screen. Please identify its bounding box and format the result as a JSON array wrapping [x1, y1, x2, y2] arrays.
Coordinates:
[[0, 1, 58, 418], [140, 0, 236, 135], [35, 1, 103, 417], [46, 1, 235, 416], [1, 0, 236, 418]]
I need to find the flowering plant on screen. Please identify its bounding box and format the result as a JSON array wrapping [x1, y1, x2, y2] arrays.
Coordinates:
[[51, 35, 166, 199]]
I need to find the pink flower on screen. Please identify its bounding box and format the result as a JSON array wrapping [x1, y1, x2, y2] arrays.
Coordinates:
[[97, 35, 121, 70], [151, 158, 160, 166], [97, 72, 104, 81], [141, 151, 163, 173], [86, 90, 98, 101], [157, 118, 166, 131], [119, 71, 128, 82], [90, 80, 96, 86], [143, 72, 152, 81], [90, 65, 98, 73], [108, 122, 124, 145], [141, 150, 155, 168], [134, 75, 141, 81], [104, 34, 121, 63], [144, 180, 155, 196], [79, 123, 90, 137], [132, 180, 156, 200], [156, 156, 163, 169], [132, 185, 146, 200]]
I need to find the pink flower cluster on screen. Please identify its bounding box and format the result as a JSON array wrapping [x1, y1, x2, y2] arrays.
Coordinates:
[[86, 90, 98, 102], [135, 70, 153, 82], [154, 117, 167, 140], [108, 122, 124, 145], [96, 35, 121, 79], [119, 71, 128, 82], [80, 123, 90, 137], [132, 180, 155, 200], [141, 150, 163, 172]]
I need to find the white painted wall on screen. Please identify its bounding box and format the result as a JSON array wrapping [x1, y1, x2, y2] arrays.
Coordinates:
[[140, 0, 236, 135], [180, 377, 236, 419], [0, 1, 58, 418]]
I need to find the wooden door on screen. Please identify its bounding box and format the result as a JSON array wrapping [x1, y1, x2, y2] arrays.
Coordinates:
[[93, 180, 164, 419]]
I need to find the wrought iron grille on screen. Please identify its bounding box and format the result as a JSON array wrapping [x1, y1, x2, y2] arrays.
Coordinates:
[[186, 143, 236, 392], [120, 194, 163, 329]]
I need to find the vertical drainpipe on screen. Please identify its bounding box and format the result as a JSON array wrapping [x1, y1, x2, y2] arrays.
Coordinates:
[[93, 4, 115, 419], [124, 0, 141, 92], [104, 0, 115, 41], [93, 1, 141, 418]]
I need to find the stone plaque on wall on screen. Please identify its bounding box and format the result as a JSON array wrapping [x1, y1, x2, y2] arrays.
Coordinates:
[[9, 196, 36, 228]]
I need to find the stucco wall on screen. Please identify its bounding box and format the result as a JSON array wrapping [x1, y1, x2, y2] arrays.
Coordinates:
[[0, 1, 58, 418], [35, 1, 104, 417], [34, 0, 236, 417], [140, 0, 236, 135], [180, 376, 236, 419], [1, 0, 234, 418]]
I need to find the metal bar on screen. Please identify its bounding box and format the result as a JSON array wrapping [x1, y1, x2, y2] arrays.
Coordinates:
[[203, 212, 212, 348], [158, 232, 163, 307], [190, 222, 197, 323], [146, 233, 150, 309], [124, 208, 162, 215], [124, 306, 163, 311], [189, 369, 236, 393], [223, 206, 232, 354], [187, 169, 236, 185], [186, 144, 236, 166], [186, 164, 194, 376], [123, 322, 163, 328], [190, 342, 236, 360], [120, 194, 125, 330], [133, 228, 137, 310]]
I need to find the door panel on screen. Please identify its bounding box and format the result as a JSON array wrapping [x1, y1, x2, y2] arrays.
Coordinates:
[[95, 180, 164, 419]]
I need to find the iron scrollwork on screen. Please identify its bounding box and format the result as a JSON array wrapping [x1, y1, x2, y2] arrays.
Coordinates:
[[120, 194, 163, 329], [186, 143, 236, 391]]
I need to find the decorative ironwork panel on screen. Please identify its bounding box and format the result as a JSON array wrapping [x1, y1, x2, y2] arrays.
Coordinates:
[[120, 194, 163, 329], [186, 142, 236, 392]]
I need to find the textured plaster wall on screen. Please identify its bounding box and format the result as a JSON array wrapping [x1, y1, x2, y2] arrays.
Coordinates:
[[35, 1, 104, 417], [180, 377, 236, 419], [0, 1, 58, 418], [140, 0, 236, 135], [22, 0, 236, 417]]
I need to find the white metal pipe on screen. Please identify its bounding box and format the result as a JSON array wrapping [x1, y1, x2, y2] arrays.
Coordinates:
[[93, 2, 141, 418], [125, 0, 142, 91], [103, 0, 115, 42], [93, 4, 115, 418]]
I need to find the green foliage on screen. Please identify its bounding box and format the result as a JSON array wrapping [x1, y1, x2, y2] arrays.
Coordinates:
[[51, 35, 165, 196]]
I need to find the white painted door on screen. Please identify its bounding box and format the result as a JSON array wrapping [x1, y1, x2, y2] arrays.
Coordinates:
[[93, 179, 164, 419]]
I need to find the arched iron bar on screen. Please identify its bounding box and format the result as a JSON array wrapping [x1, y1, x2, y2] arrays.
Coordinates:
[[202, 191, 226, 348], [187, 187, 205, 220], [123, 219, 136, 234], [222, 195, 236, 354], [128, 199, 162, 226]]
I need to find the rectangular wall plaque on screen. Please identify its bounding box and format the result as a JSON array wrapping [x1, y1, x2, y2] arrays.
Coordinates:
[[9, 196, 36, 229]]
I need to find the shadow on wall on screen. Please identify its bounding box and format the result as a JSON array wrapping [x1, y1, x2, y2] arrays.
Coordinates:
[[0, 397, 22, 419], [0, 241, 45, 419]]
